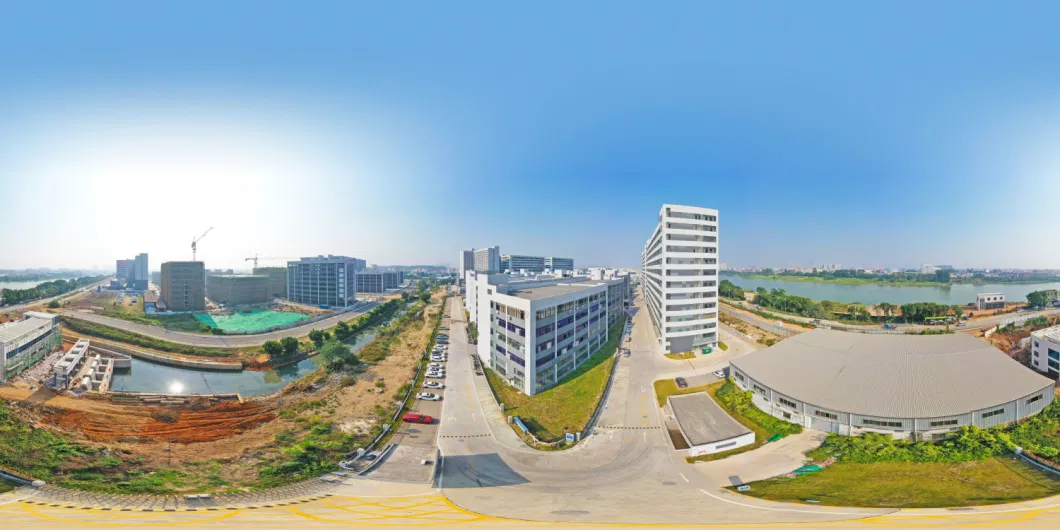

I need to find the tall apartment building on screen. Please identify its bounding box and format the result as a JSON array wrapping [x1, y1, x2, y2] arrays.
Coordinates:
[[130, 253, 148, 290], [160, 261, 206, 312], [465, 272, 629, 395], [0, 311, 61, 383], [287, 255, 364, 308], [253, 267, 288, 298], [642, 204, 719, 354], [545, 257, 574, 272], [473, 246, 501, 273]]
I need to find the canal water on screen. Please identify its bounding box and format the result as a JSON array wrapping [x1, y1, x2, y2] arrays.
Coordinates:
[[722, 274, 1060, 306], [109, 331, 378, 397]]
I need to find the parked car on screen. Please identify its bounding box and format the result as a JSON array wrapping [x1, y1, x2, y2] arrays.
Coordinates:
[[675, 377, 688, 388], [430, 357, 447, 363], [428, 363, 444, 369], [957, 321, 966, 327], [712, 370, 726, 379], [417, 392, 442, 401], [423, 381, 445, 389], [440, 326, 449, 330], [403, 413, 433, 424]]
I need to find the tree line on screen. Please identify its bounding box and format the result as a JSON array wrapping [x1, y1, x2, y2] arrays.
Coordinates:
[[735, 268, 952, 284], [745, 287, 966, 324], [1, 275, 108, 306]]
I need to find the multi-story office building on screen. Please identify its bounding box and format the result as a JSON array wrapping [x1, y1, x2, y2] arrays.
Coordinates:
[[472, 246, 501, 273], [115, 259, 130, 286], [500, 255, 575, 273], [354, 271, 406, 294], [287, 255, 363, 308], [501, 254, 547, 273], [0, 311, 61, 383], [459, 250, 474, 280], [642, 204, 719, 354], [1031, 325, 1060, 378], [160, 261, 206, 311], [465, 272, 629, 395], [206, 274, 270, 305], [545, 256, 574, 272], [130, 253, 149, 290], [253, 267, 288, 299], [977, 292, 1005, 310]]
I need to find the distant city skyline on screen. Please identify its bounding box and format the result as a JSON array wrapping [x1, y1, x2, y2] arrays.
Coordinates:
[[4, 3, 1060, 270]]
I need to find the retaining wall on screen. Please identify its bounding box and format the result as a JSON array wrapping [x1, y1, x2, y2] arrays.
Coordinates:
[[62, 335, 242, 371]]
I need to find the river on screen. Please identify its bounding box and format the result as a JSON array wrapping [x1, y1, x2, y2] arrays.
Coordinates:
[[722, 274, 1060, 306], [109, 330, 379, 397], [0, 280, 53, 290]]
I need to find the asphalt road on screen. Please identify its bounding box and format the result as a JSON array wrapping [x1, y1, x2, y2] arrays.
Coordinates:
[[6, 291, 1060, 528], [59, 301, 378, 348]]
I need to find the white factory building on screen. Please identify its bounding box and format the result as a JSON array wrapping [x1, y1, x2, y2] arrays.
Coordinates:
[[641, 204, 720, 354], [464, 271, 629, 395], [1031, 325, 1060, 378], [0, 311, 61, 383]]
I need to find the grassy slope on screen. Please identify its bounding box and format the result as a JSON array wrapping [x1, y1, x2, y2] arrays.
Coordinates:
[[735, 457, 1060, 508], [486, 322, 621, 442]]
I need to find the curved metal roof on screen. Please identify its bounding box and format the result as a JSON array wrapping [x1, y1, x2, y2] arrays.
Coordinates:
[[730, 329, 1054, 419]]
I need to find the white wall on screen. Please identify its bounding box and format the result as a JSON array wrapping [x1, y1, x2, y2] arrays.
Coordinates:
[[686, 431, 755, 457]]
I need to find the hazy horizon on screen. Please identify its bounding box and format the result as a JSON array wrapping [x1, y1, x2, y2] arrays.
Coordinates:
[[4, 3, 1060, 271]]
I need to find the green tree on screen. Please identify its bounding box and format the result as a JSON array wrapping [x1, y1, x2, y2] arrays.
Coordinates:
[[952, 305, 965, 322], [262, 340, 283, 358], [1027, 291, 1050, 308], [320, 340, 360, 372], [47, 300, 60, 309], [281, 336, 299, 355], [308, 329, 326, 347], [877, 302, 894, 321], [847, 303, 868, 322]]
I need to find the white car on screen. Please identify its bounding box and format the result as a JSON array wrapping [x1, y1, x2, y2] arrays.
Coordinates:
[[423, 381, 445, 389], [417, 392, 442, 401], [428, 363, 444, 369], [430, 358, 447, 363], [425, 372, 446, 379], [713, 370, 726, 378]]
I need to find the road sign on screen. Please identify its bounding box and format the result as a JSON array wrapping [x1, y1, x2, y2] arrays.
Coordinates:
[[566, 433, 575, 443], [737, 485, 751, 492]]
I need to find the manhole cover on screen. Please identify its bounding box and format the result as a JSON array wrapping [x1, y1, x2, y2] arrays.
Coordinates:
[[552, 510, 590, 516], [662, 481, 677, 486]]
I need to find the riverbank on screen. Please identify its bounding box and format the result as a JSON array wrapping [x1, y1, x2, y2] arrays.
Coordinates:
[[729, 273, 942, 287], [722, 274, 1060, 306]]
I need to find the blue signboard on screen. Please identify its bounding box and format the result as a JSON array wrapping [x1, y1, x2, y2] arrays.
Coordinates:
[[565, 433, 575, 443], [513, 416, 529, 435]]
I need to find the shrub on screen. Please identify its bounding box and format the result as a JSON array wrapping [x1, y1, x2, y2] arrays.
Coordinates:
[[47, 300, 60, 309], [199, 323, 212, 332], [320, 340, 360, 372], [151, 409, 179, 424], [340, 376, 357, 387], [281, 336, 299, 355], [262, 340, 283, 358], [210, 326, 224, 335]]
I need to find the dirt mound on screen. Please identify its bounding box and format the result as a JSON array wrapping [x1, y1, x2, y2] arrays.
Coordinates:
[[41, 402, 276, 444]]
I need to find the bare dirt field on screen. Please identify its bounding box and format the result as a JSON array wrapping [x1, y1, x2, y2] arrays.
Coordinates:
[[0, 290, 446, 492]]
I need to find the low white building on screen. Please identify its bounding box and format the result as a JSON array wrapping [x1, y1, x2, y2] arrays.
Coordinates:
[[976, 292, 1005, 310], [1031, 325, 1060, 378], [0, 311, 61, 383], [464, 270, 629, 395]]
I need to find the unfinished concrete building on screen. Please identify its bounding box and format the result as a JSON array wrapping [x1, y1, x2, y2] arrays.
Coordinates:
[[206, 274, 270, 306], [160, 261, 206, 311]]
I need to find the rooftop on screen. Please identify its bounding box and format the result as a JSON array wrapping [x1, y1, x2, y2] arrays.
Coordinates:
[[669, 392, 750, 446], [509, 282, 603, 301], [0, 315, 55, 344], [1033, 325, 1060, 344], [730, 329, 1054, 419]]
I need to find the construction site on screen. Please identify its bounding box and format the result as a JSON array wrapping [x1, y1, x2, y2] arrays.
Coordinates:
[[0, 285, 446, 493]]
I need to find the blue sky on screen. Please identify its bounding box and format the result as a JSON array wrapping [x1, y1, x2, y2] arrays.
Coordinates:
[[2, 2, 1060, 271]]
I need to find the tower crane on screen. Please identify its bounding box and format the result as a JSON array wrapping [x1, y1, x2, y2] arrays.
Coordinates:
[[191, 227, 214, 261]]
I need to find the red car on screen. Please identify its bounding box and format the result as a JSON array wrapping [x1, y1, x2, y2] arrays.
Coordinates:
[[403, 413, 434, 424]]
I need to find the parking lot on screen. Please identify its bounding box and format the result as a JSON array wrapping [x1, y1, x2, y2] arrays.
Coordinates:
[[368, 311, 453, 482]]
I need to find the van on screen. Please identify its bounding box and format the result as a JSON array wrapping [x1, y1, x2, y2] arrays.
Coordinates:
[[403, 413, 433, 424]]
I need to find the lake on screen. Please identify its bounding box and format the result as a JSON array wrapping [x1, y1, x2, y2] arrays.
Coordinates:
[[0, 280, 51, 290], [109, 331, 378, 397], [722, 274, 1060, 306]]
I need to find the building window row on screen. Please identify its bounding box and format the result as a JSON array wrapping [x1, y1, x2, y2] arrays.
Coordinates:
[[982, 408, 1005, 418], [536, 307, 556, 319], [778, 397, 797, 409], [929, 419, 958, 427], [1028, 394, 1043, 405], [814, 410, 838, 420], [537, 323, 555, 336], [862, 419, 903, 428]]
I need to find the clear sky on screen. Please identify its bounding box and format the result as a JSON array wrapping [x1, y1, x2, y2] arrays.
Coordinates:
[[3, 1, 1060, 271]]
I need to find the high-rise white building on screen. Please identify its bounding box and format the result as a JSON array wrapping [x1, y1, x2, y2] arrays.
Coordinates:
[[544, 256, 574, 272], [642, 204, 719, 354], [473, 246, 501, 273]]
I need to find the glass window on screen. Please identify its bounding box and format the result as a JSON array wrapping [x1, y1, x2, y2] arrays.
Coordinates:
[[814, 410, 838, 420]]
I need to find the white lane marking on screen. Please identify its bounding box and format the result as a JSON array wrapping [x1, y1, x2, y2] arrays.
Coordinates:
[[699, 488, 880, 516], [679, 473, 689, 483]]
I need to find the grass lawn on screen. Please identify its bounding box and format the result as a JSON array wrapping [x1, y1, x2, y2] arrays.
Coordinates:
[[653, 379, 713, 407], [664, 351, 695, 360], [732, 457, 1060, 508], [485, 322, 622, 443]]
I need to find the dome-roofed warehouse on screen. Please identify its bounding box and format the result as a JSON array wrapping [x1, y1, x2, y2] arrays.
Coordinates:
[[729, 329, 1055, 440]]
